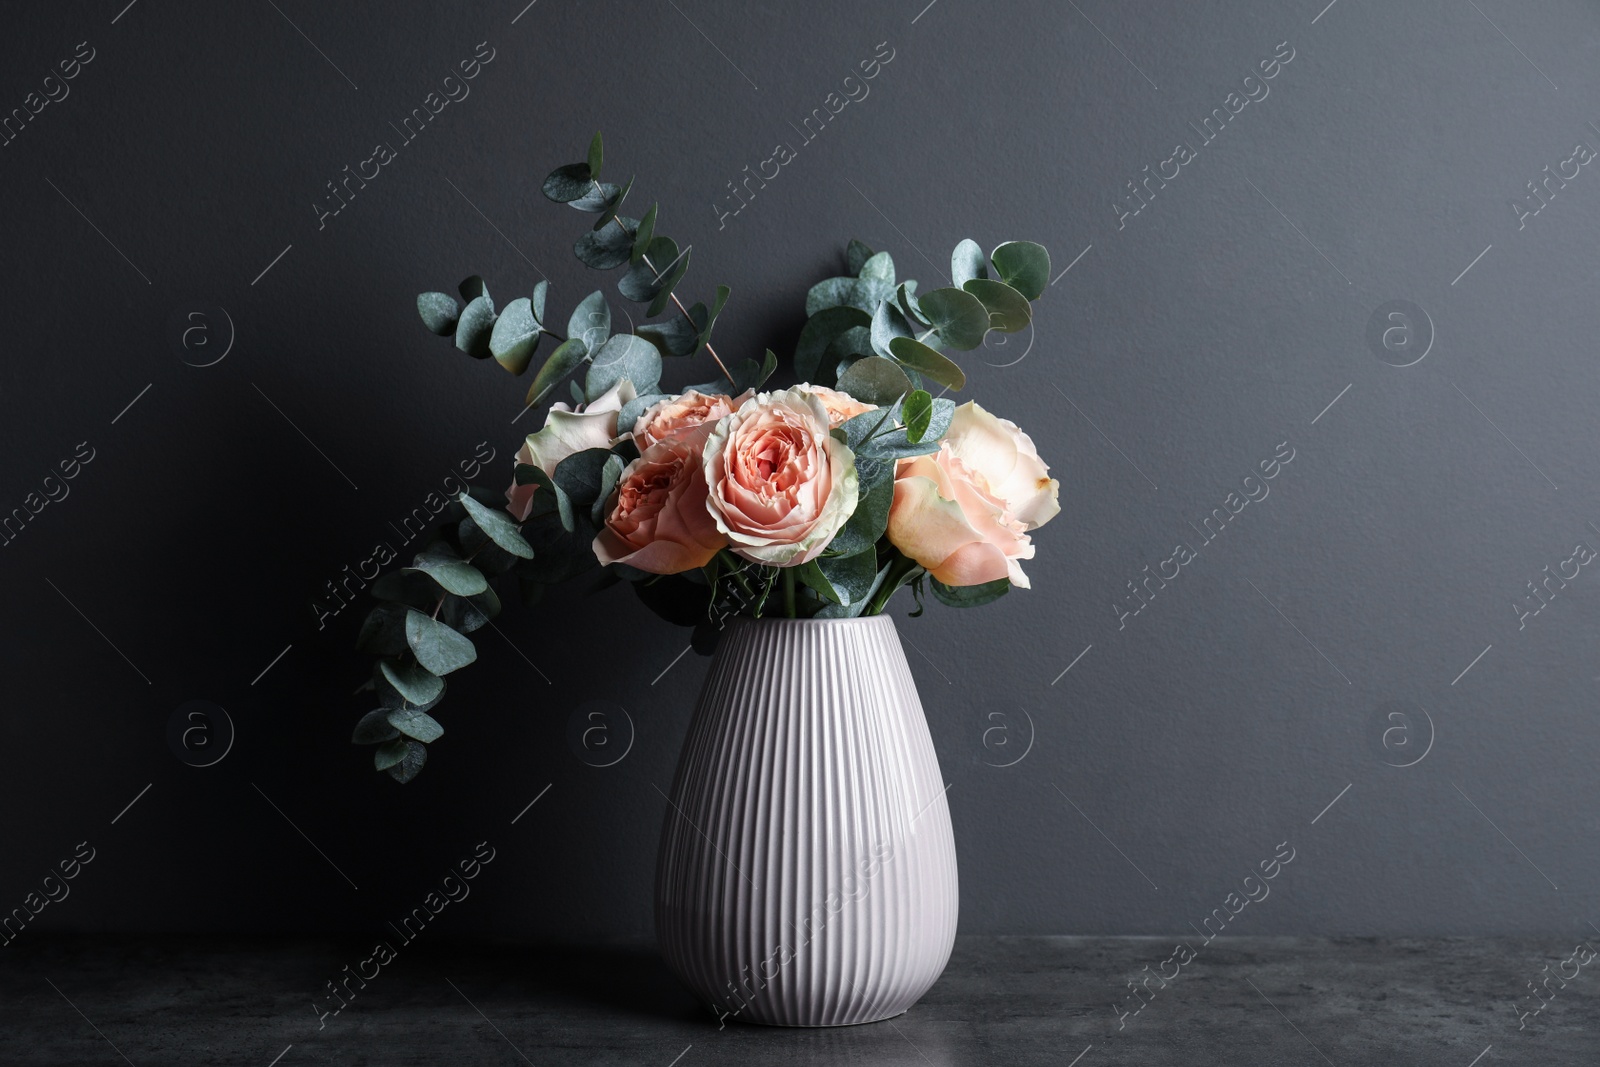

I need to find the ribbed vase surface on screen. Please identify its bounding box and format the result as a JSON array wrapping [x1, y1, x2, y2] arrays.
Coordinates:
[[655, 615, 958, 1027]]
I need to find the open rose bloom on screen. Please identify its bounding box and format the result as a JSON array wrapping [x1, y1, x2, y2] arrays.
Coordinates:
[[702, 388, 858, 566], [887, 402, 1060, 588], [593, 425, 727, 573]]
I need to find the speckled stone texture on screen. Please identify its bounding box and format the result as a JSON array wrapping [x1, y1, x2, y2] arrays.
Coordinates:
[[0, 936, 1590, 1064]]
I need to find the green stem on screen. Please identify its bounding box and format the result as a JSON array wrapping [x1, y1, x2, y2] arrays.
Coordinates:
[[916, 328, 938, 344], [783, 568, 796, 619], [864, 555, 921, 617]]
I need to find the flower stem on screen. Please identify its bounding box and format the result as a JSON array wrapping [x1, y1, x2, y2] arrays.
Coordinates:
[[864, 555, 921, 617], [783, 568, 796, 618]]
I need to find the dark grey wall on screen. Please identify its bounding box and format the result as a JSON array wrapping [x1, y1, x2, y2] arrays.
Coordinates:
[[4, 0, 1598, 943]]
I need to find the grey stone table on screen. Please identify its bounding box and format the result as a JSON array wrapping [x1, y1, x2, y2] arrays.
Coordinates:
[[0, 936, 1591, 1065]]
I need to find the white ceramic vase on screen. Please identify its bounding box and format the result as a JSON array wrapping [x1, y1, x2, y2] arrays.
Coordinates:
[[655, 615, 958, 1027]]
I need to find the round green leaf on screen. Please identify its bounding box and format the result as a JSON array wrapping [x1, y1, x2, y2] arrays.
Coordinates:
[[870, 297, 914, 360], [567, 290, 612, 351], [526, 337, 587, 407], [543, 163, 593, 203], [387, 706, 444, 743], [458, 275, 489, 303], [593, 176, 634, 230], [931, 576, 1010, 607], [836, 355, 913, 406], [383, 739, 428, 782], [458, 492, 535, 558], [574, 220, 634, 270], [352, 709, 400, 745], [417, 292, 459, 335], [489, 296, 541, 375], [951, 239, 987, 286], [404, 553, 488, 596], [990, 241, 1050, 300], [795, 306, 871, 380], [568, 181, 618, 213], [888, 336, 966, 391], [587, 333, 661, 399], [454, 294, 495, 359], [916, 287, 990, 351], [902, 389, 934, 443], [962, 278, 1032, 333], [632, 203, 658, 264], [846, 238, 876, 275], [586, 131, 603, 179], [405, 608, 477, 676], [380, 659, 443, 707]]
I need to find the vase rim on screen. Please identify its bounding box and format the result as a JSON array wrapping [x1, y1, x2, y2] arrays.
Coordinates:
[[725, 613, 895, 629]]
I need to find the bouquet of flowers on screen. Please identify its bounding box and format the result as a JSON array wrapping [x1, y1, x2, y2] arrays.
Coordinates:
[[350, 135, 1061, 781]]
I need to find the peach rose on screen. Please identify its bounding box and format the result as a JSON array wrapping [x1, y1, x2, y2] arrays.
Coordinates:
[[887, 401, 1059, 589], [801, 384, 877, 427], [632, 389, 743, 451], [702, 388, 858, 566], [593, 426, 727, 573], [506, 379, 636, 521]]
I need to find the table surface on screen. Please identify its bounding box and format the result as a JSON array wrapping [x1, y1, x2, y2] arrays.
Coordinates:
[[0, 935, 1591, 1065]]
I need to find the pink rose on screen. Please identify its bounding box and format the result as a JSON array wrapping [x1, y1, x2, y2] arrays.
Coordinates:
[[702, 388, 858, 566], [801, 384, 877, 427], [887, 401, 1059, 589], [632, 389, 743, 451], [506, 378, 636, 521], [593, 426, 727, 574]]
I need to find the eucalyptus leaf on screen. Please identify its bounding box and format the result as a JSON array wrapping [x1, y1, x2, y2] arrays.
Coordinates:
[[591, 453, 625, 526], [526, 337, 587, 407], [457, 492, 536, 558], [454, 294, 496, 359], [440, 585, 502, 633], [631, 202, 658, 264], [586, 131, 603, 178], [405, 608, 477, 675], [587, 334, 661, 398], [646, 246, 692, 317], [552, 447, 616, 506], [805, 276, 856, 316], [854, 251, 897, 310], [355, 603, 409, 657], [417, 292, 459, 335], [352, 709, 400, 745], [794, 560, 841, 605], [618, 236, 679, 303], [542, 163, 592, 203], [567, 290, 612, 351], [489, 296, 540, 374], [514, 464, 573, 531], [374, 665, 445, 713], [403, 553, 488, 596], [593, 175, 633, 230], [458, 276, 489, 303], [568, 181, 619, 213], [380, 658, 443, 707], [370, 571, 440, 612], [698, 285, 730, 351], [894, 281, 926, 328], [902, 389, 934, 443], [846, 238, 875, 275], [823, 468, 892, 556], [574, 219, 635, 270], [888, 336, 967, 390], [951, 238, 987, 285], [637, 311, 703, 358], [836, 355, 912, 405], [530, 279, 549, 325], [375, 738, 409, 770], [795, 306, 871, 381], [916, 287, 990, 351], [931, 576, 1011, 607], [870, 297, 914, 360], [384, 739, 428, 782], [990, 241, 1050, 300], [617, 392, 670, 437], [818, 548, 880, 608], [387, 705, 444, 743], [963, 278, 1032, 332]]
